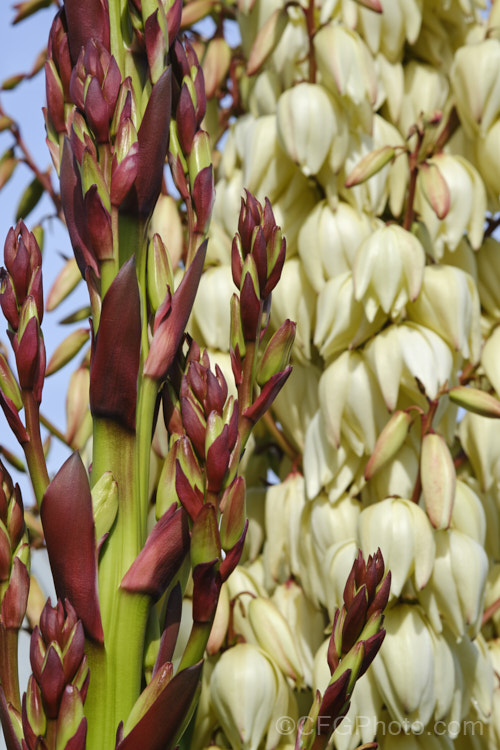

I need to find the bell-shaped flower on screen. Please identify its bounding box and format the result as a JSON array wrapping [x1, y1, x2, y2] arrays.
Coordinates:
[[314, 23, 377, 114], [236, 114, 297, 203], [315, 271, 387, 360], [364, 322, 454, 410], [477, 238, 500, 319], [298, 199, 376, 293], [209, 643, 279, 750], [190, 266, 233, 352], [269, 258, 316, 364], [358, 498, 435, 596], [414, 153, 486, 253], [319, 350, 389, 456], [372, 603, 436, 731], [276, 83, 338, 177], [459, 412, 500, 492], [419, 528, 488, 638], [476, 117, 500, 198], [356, 0, 423, 63], [272, 580, 325, 689], [451, 38, 500, 137], [352, 224, 425, 323], [303, 410, 363, 502], [397, 60, 449, 138], [449, 481, 486, 549], [262, 473, 306, 586], [407, 264, 481, 362], [272, 361, 320, 452]]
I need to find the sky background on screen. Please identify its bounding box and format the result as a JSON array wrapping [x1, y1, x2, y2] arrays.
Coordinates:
[[1, 4, 76, 735]]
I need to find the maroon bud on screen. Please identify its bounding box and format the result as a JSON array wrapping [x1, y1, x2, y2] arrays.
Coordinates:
[[0, 272, 19, 330], [84, 186, 113, 260], [176, 82, 197, 155], [1, 557, 29, 628], [341, 586, 368, 654], [242, 366, 292, 424], [219, 520, 248, 581], [45, 60, 66, 133], [166, 0, 182, 47], [121, 505, 190, 601], [193, 165, 215, 234], [192, 561, 221, 622], [175, 459, 204, 520], [63, 0, 110, 65]]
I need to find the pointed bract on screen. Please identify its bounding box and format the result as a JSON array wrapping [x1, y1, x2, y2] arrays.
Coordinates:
[[41, 453, 104, 643]]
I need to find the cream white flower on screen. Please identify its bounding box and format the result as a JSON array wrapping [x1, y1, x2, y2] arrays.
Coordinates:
[[270, 258, 316, 363], [459, 412, 500, 492], [407, 265, 481, 362], [358, 497, 436, 596], [477, 237, 500, 319], [276, 83, 338, 176], [397, 60, 449, 139], [417, 529, 488, 638], [353, 225, 425, 322], [263, 473, 306, 585], [272, 361, 320, 451], [298, 200, 376, 293], [364, 322, 454, 410], [372, 603, 436, 730], [356, 0, 423, 63], [414, 153, 486, 253], [314, 271, 387, 360], [314, 22, 377, 114], [319, 350, 389, 456], [303, 410, 363, 501], [190, 265, 234, 352], [451, 38, 500, 138], [209, 643, 282, 750], [271, 581, 325, 688]]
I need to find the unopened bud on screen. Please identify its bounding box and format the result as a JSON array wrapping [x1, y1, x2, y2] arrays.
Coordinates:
[[449, 385, 500, 418], [147, 234, 174, 314], [421, 433, 456, 530], [364, 411, 413, 479], [257, 320, 296, 385]]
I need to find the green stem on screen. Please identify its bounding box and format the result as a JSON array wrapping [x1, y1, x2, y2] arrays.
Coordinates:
[[108, 0, 127, 75], [0, 627, 21, 713], [85, 419, 149, 750], [178, 621, 212, 671], [22, 391, 50, 507]]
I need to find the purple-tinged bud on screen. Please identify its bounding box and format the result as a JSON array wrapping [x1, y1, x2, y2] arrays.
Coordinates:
[[121, 505, 190, 601], [181, 392, 206, 458], [22, 676, 46, 746], [176, 81, 197, 155], [1, 557, 29, 628], [47, 10, 72, 97], [166, 0, 182, 47], [192, 165, 215, 234], [257, 319, 296, 385], [55, 686, 86, 749], [0, 524, 12, 581], [45, 59, 66, 134], [239, 256, 262, 341], [0, 352, 23, 410], [63, 0, 110, 66], [0, 272, 19, 330], [231, 235, 243, 289], [219, 476, 246, 550], [84, 186, 113, 261], [145, 10, 167, 84], [147, 233, 174, 314], [205, 416, 230, 492]]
